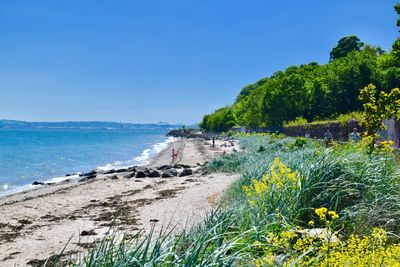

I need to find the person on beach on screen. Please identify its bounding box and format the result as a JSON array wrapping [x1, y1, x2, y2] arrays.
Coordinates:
[[171, 148, 179, 162], [324, 129, 333, 146], [212, 136, 215, 148], [349, 128, 361, 143]]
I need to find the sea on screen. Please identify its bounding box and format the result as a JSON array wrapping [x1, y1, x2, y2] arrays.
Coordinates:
[[0, 122, 178, 196]]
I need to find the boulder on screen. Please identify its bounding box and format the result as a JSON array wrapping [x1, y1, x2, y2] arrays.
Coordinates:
[[179, 168, 193, 177], [78, 173, 96, 182], [157, 165, 171, 171], [32, 181, 45, 185], [194, 166, 208, 175], [110, 175, 119, 180], [162, 169, 178, 178], [148, 170, 161, 178], [126, 166, 136, 172], [103, 169, 116, 174], [173, 164, 191, 169], [80, 229, 97, 236], [80, 170, 97, 177], [86, 174, 97, 179], [115, 168, 127, 173], [135, 171, 147, 178], [83, 170, 97, 176], [123, 172, 136, 179], [134, 166, 149, 174]]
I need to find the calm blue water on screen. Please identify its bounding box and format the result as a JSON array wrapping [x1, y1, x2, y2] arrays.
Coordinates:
[[0, 126, 175, 195]]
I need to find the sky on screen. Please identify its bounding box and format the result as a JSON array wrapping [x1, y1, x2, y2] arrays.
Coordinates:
[[0, 0, 398, 124]]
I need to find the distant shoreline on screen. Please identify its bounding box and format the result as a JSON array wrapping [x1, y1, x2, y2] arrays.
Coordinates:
[[0, 119, 189, 130]]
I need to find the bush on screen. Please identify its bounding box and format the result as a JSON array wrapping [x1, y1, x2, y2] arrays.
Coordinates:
[[288, 137, 308, 149], [284, 116, 308, 127]]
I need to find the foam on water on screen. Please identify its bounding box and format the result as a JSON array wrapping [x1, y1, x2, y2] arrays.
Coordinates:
[[43, 174, 81, 184], [96, 136, 174, 170]]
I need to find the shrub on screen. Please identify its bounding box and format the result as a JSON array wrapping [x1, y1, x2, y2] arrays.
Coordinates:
[[284, 116, 308, 127], [288, 137, 308, 149]]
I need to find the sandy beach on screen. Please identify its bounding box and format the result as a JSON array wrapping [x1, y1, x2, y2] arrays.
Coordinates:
[[0, 138, 239, 266]]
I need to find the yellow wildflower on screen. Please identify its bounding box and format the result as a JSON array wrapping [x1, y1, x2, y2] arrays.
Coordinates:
[[315, 207, 328, 220], [242, 185, 252, 197], [328, 210, 339, 220]]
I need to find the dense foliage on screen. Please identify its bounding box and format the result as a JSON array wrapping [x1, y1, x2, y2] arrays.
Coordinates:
[[359, 84, 400, 152], [329, 35, 364, 61], [200, 4, 400, 132]]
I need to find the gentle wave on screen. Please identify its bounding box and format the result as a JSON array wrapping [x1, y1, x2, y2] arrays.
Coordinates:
[[0, 182, 36, 196], [0, 136, 175, 197], [96, 136, 174, 171]]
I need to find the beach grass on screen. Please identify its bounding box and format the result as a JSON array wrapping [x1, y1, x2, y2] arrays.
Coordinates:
[[71, 134, 400, 266]]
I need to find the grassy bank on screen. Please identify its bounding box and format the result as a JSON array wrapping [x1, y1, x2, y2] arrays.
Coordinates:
[[283, 112, 363, 127], [72, 135, 400, 266]]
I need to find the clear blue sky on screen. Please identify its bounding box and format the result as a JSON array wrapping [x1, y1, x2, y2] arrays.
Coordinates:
[[0, 0, 398, 124]]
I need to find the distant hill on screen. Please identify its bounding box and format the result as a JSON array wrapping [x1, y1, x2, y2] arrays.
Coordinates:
[[0, 120, 183, 130]]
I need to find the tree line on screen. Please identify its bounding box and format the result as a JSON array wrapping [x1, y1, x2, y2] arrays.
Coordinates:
[[200, 4, 400, 132]]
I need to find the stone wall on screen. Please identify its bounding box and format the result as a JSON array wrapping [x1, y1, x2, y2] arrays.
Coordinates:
[[283, 120, 361, 141]]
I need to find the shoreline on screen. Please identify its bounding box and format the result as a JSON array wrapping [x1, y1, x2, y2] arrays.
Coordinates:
[[0, 136, 176, 199], [0, 138, 239, 266]]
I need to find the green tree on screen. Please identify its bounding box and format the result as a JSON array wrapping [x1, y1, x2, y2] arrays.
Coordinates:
[[329, 35, 364, 61], [327, 49, 379, 114], [376, 52, 400, 91], [201, 6, 399, 131], [359, 84, 400, 153], [199, 106, 236, 132]]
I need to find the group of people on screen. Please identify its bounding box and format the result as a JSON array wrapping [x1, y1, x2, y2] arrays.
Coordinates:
[[220, 140, 235, 148], [298, 128, 361, 146], [323, 128, 361, 146]]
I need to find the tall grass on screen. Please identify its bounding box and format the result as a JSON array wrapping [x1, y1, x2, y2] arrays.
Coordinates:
[[71, 135, 400, 266]]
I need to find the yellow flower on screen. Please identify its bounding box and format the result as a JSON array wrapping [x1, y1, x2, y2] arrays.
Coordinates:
[[242, 157, 300, 205], [308, 220, 315, 226], [328, 210, 339, 220], [315, 207, 328, 220], [242, 185, 252, 197], [252, 179, 267, 195]]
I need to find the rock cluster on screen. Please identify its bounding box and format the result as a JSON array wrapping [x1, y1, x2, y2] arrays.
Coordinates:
[[113, 164, 202, 179], [31, 163, 208, 186], [166, 128, 204, 138]]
